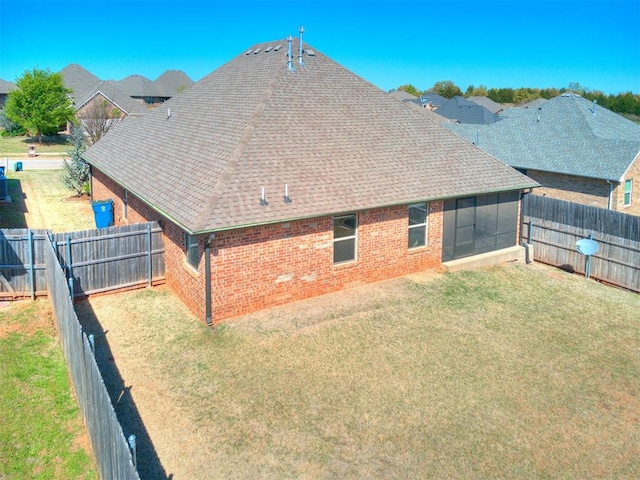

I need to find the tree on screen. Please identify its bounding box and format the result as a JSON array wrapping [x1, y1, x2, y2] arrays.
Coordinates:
[[428, 80, 462, 99], [397, 84, 421, 97], [4, 68, 75, 143], [62, 125, 90, 196], [465, 84, 488, 97], [78, 97, 122, 144], [0, 109, 26, 136]]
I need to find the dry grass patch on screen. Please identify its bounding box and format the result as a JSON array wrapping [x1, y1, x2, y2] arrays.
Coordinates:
[[77, 263, 640, 479]]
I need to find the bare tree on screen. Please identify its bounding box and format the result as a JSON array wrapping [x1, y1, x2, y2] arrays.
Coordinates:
[[78, 98, 122, 144]]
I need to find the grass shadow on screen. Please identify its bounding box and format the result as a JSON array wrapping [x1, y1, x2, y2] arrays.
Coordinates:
[[0, 177, 28, 228], [75, 299, 172, 480]]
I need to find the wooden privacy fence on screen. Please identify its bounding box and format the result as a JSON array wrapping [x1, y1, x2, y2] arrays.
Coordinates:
[[45, 237, 141, 480], [0, 222, 165, 299], [522, 195, 640, 292], [0, 228, 49, 299]]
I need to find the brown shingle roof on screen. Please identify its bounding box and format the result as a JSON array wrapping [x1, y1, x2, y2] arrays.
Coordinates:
[[84, 39, 536, 234]]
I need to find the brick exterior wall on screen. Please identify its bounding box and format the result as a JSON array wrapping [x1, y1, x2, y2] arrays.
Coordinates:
[[616, 152, 640, 216], [91, 168, 444, 324], [526, 157, 640, 216], [526, 169, 610, 208]]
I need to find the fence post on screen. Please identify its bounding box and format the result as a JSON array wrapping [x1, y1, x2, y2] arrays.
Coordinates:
[[65, 234, 73, 286], [68, 277, 74, 299], [128, 434, 137, 467], [147, 223, 152, 287], [28, 229, 35, 300]]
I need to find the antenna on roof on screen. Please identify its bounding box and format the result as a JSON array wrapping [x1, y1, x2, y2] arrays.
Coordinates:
[[298, 26, 305, 66], [287, 35, 296, 71]]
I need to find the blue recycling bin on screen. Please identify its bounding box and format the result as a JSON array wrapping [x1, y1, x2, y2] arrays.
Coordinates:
[[92, 199, 114, 228]]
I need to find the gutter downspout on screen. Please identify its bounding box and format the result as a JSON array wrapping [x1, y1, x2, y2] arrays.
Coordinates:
[[606, 180, 614, 210], [204, 235, 213, 327]]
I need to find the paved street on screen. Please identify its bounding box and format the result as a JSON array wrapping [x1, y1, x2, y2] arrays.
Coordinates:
[[1, 156, 65, 171]]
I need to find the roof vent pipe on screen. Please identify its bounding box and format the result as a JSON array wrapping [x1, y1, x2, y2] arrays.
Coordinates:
[[298, 26, 305, 66], [287, 35, 295, 71], [592, 99, 597, 115]]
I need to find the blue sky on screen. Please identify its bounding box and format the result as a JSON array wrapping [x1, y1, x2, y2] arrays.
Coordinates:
[[1, 0, 638, 94]]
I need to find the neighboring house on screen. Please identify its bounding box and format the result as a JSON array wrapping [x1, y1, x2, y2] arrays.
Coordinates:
[[388, 90, 447, 123], [467, 96, 504, 114], [83, 37, 537, 325], [435, 96, 501, 124], [0, 78, 16, 109], [61, 63, 102, 104], [75, 80, 148, 118], [446, 93, 640, 215], [154, 70, 194, 97], [521, 97, 548, 109], [116, 74, 167, 105], [419, 92, 449, 111]]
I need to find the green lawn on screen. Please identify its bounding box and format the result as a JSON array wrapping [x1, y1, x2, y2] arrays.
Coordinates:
[[0, 134, 70, 156], [0, 301, 98, 479], [79, 263, 640, 479], [0, 170, 94, 231]]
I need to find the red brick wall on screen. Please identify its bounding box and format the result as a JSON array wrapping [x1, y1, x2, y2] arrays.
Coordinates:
[[91, 169, 205, 318], [92, 168, 445, 323], [616, 152, 640, 216]]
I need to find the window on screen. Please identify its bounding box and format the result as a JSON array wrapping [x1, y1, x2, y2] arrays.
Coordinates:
[[408, 203, 428, 249], [185, 233, 199, 269], [333, 214, 357, 264], [123, 189, 128, 220], [624, 179, 632, 206]]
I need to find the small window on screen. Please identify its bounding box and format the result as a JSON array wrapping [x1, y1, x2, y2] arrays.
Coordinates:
[[333, 214, 357, 264], [408, 203, 428, 249], [185, 233, 199, 269], [123, 189, 128, 220], [624, 179, 632, 206]]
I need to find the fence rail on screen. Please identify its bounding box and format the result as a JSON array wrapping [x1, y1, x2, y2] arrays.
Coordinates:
[[0, 222, 165, 299], [45, 235, 141, 480], [522, 195, 640, 292]]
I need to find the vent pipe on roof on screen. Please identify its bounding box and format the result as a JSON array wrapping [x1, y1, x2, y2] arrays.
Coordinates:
[[284, 183, 292, 203], [260, 187, 268, 206], [287, 35, 295, 71], [298, 26, 305, 66], [476, 129, 480, 146], [592, 99, 597, 115]]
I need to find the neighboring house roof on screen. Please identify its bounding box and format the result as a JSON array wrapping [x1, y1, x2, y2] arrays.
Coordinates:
[[116, 74, 164, 98], [445, 93, 640, 181], [61, 63, 101, 102], [467, 96, 504, 114], [435, 96, 500, 124], [521, 97, 548, 109], [155, 70, 194, 97], [388, 90, 448, 123], [419, 92, 449, 109], [76, 80, 148, 116], [0, 78, 16, 94], [83, 38, 536, 235]]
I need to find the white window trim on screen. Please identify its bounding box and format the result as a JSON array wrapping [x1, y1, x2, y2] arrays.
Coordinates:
[[408, 202, 428, 249], [333, 214, 357, 264], [623, 179, 633, 206]]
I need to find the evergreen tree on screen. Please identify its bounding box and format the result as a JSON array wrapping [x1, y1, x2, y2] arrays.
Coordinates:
[[62, 125, 90, 196]]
